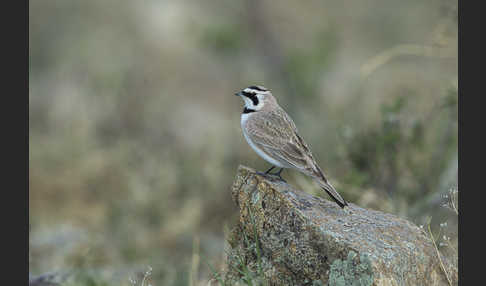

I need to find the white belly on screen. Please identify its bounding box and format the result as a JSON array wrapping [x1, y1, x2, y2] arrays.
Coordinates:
[[241, 113, 288, 168]]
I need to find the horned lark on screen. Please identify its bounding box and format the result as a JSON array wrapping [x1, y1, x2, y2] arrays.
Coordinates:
[[235, 85, 348, 208]]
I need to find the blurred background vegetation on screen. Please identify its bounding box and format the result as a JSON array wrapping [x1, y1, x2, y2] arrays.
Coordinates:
[[29, 0, 457, 285]]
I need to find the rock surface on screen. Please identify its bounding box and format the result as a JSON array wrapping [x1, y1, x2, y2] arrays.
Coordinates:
[[224, 165, 456, 286]]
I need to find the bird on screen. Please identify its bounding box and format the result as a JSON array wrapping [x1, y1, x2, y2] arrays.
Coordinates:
[[235, 85, 348, 208]]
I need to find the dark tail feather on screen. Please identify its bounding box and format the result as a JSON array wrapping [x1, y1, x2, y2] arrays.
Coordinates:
[[315, 178, 348, 208]]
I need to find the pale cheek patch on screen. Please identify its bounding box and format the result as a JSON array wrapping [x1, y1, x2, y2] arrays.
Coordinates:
[[253, 94, 265, 110], [243, 96, 256, 108], [253, 99, 265, 110]]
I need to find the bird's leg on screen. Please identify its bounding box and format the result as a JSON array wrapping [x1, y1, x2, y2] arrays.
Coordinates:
[[256, 166, 275, 177], [258, 166, 286, 183], [275, 168, 286, 182], [264, 166, 276, 174]]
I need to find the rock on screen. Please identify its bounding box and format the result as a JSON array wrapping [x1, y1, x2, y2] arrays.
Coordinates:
[[224, 165, 457, 286], [29, 272, 63, 286]]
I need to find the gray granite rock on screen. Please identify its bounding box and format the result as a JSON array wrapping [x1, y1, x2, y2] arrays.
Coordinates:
[[224, 165, 456, 286]]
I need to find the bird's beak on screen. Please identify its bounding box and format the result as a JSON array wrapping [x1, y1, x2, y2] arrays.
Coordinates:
[[235, 91, 242, 97]]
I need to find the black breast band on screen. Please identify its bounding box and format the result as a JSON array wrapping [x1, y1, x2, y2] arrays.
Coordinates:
[[243, 107, 256, 114]]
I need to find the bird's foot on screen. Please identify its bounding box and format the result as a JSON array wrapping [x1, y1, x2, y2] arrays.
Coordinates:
[[261, 167, 287, 183]]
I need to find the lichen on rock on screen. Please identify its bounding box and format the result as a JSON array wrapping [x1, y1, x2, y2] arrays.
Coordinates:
[[328, 251, 373, 286]]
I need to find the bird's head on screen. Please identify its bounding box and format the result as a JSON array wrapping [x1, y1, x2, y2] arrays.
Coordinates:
[[235, 85, 276, 112]]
